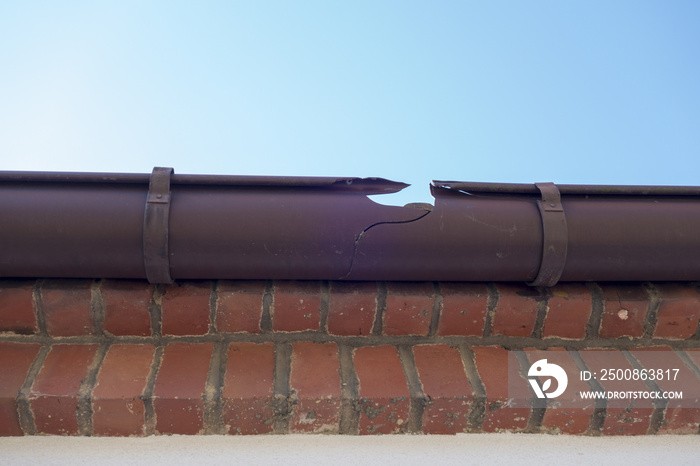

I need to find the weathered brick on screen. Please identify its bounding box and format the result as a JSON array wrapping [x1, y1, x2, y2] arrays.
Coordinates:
[[0, 342, 41, 435], [41, 280, 94, 337], [578, 349, 653, 435], [328, 282, 376, 336], [101, 280, 153, 336], [161, 282, 211, 336], [523, 348, 595, 434], [93, 344, 155, 436], [30, 344, 98, 435], [290, 342, 341, 433], [598, 284, 648, 338], [543, 284, 592, 339], [273, 281, 321, 332], [653, 284, 700, 340], [471, 346, 529, 432], [413, 345, 472, 434], [216, 281, 265, 333], [353, 346, 410, 434], [630, 347, 700, 434], [0, 280, 37, 335], [491, 284, 541, 337], [383, 282, 433, 336], [153, 342, 213, 434], [223, 342, 275, 434], [437, 283, 488, 337]]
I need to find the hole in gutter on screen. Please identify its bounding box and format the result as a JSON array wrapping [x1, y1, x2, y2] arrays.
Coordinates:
[[367, 183, 435, 208]]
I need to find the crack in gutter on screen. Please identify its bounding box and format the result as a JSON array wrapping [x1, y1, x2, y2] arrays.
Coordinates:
[[339, 210, 432, 280]]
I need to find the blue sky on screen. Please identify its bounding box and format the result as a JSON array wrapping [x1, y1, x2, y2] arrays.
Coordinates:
[[1, 1, 698, 204]]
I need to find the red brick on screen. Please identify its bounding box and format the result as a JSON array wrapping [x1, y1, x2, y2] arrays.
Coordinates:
[[161, 282, 211, 336], [629, 347, 700, 434], [0, 280, 37, 335], [290, 342, 341, 433], [653, 284, 700, 340], [471, 346, 529, 432], [216, 281, 265, 333], [491, 284, 541, 337], [42, 280, 94, 337], [101, 280, 153, 336], [685, 349, 700, 370], [153, 342, 213, 434], [413, 345, 472, 434], [598, 284, 648, 338], [578, 349, 653, 435], [93, 344, 155, 436], [543, 284, 592, 339], [523, 348, 595, 434], [0, 342, 41, 435], [30, 344, 98, 435], [437, 283, 488, 337], [223, 342, 275, 434], [328, 282, 377, 336], [383, 282, 433, 336], [353, 346, 410, 434], [273, 281, 321, 332]]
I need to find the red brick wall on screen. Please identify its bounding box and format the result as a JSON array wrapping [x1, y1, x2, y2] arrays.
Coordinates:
[[1, 279, 699, 436]]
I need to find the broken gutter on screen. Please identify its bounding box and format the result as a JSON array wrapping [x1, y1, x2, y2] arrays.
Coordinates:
[[1, 167, 699, 287]]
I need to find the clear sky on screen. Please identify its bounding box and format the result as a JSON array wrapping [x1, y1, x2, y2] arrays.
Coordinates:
[[1, 1, 698, 204]]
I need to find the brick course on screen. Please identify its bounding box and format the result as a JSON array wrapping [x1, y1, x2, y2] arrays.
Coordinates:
[[4, 279, 700, 340]]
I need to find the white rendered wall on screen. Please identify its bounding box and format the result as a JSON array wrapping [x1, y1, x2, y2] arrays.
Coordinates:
[[1, 434, 698, 465]]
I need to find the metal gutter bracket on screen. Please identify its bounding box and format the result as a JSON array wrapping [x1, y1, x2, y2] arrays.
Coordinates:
[[143, 167, 174, 284], [528, 182, 568, 287]]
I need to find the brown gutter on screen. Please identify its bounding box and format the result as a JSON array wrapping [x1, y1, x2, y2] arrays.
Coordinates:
[[1, 168, 699, 286]]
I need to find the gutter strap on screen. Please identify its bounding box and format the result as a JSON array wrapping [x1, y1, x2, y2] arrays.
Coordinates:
[[528, 182, 568, 287], [143, 167, 174, 284]]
